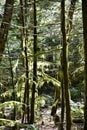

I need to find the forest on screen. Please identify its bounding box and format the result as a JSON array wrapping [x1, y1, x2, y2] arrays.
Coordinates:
[[0, 0, 87, 130]]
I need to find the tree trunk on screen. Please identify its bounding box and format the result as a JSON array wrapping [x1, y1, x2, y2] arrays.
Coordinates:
[[66, 0, 77, 34], [61, 0, 77, 129], [24, 0, 30, 124], [20, 0, 25, 67], [19, 0, 30, 123], [60, 54, 64, 129], [7, 44, 16, 130], [0, 0, 14, 61], [61, 0, 71, 130], [30, 0, 37, 124], [82, 1, 87, 129]]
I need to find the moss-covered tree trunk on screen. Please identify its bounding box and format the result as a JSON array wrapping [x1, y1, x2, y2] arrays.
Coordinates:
[[60, 0, 77, 129], [20, 0, 25, 67], [0, 0, 14, 61], [20, 0, 26, 123], [82, 1, 87, 129], [60, 54, 65, 129], [24, 0, 30, 123], [30, 0, 37, 124], [66, 0, 77, 34], [20, 0, 30, 123], [61, 0, 71, 130]]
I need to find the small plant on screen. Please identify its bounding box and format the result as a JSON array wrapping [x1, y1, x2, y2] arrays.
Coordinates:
[[26, 124, 39, 130]]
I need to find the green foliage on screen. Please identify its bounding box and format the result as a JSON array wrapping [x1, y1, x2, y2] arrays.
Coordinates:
[[0, 118, 15, 126], [71, 100, 84, 118], [42, 73, 60, 88], [0, 111, 4, 118], [25, 124, 39, 130], [0, 100, 26, 107], [36, 96, 46, 109], [71, 107, 83, 118], [36, 94, 53, 109]]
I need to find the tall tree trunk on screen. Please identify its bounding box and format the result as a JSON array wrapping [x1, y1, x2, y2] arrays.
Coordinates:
[[30, 0, 37, 124], [20, 0, 25, 67], [61, 0, 71, 130], [7, 43, 16, 124], [82, 1, 87, 129], [61, 0, 77, 128], [0, 0, 14, 61], [24, 0, 30, 123], [60, 54, 65, 130], [20, 0, 30, 123], [20, 0, 26, 123]]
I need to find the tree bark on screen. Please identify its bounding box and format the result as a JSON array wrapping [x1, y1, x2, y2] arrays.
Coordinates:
[[82, 1, 87, 129], [61, 0, 77, 129], [0, 0, 14, 61], [20, 0, 30, 123], [66, 0, 77, 34], [61, 0, 71, 130], [30, 0, 37, 124]]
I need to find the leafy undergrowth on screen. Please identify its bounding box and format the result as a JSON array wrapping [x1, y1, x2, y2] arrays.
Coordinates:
[[2, 106, 84, 130], [0, 95, 84, 130], [35, 98, 84, 130]]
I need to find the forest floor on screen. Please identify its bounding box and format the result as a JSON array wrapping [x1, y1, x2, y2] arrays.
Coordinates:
[[4, 105, 84, 130], [36, 107, 84, 130], [3, 95, 84, 130], [36, 107, 60, 130]]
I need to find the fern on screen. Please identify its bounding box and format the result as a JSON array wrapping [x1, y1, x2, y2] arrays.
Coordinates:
[[0, 118, 15, 126], [0, 101, 27, 110]]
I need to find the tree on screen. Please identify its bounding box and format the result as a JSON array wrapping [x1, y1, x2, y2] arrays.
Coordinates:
[[66, 0, 77, 34], [61, 0, 71, 130], [82, 0, 87, 129], [0, 0, 14, 61], [30, 0, 37, 124], [19, 0, 30, 123], [61, 0, 77, 129]]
